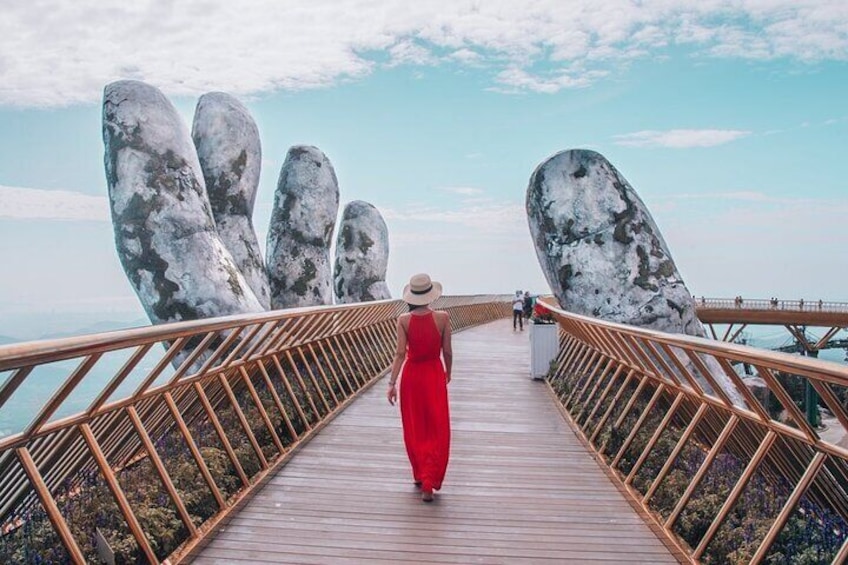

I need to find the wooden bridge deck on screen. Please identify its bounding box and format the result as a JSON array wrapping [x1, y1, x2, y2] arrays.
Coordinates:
[[190, 320, 680, 564]]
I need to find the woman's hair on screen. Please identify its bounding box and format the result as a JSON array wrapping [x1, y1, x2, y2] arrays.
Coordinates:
[[407, 303, 426, 312]]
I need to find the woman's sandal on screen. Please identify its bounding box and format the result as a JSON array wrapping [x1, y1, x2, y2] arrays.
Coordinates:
[[421, 488, 434, 502]]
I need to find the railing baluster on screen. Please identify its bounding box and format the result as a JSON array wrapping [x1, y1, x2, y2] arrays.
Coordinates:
[[169, 331, 221, 383], [298, 348, 337, 408], [317, 339, 354, 396], [25, 354, 102, 437], [625, 392, 684, 484], [132, 336, 190, 397], [0, 366, 34, 412], [755, 365, 818, 441], [87, 344, 153, 415], [307, 343, 343, 402], [193, 382, 249, 487], [657, 342, 705, 395], [612, 384, 665, 468], [749, 451, 827, 564], [330, 334, 363, 389], [16, 446, 86, 564], [284, 350, 324, 418], [238, 366, 286, 455], [643, 403, 708, 504], [581, 364, 624, 430], [565, 350, 600, 409], [832, 533, 848, 565], [256, 361, 299, 442], [126, 405, 198, 538], [218, 374, 268, 470], [693, 431, 777, 559], [80, 422, 159, 564], [298, 343, 339, 410], [665, 415, 739, 529], [589, 369, 635, 444], [612, 376, 649, 431], [271, 354, 312, 430], [195, 326, 246, 376], [575, 361, 614, 423]]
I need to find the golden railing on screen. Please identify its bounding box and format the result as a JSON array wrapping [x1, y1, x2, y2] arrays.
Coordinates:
[[543, 300, 848, 564], [696, 298, 848, 314], [0, 295, 510, 564]]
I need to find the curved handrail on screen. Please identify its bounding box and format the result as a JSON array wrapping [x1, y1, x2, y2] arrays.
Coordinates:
[[696, 297, 848, 314], [0, 295, 506, 371], [544, 301, 848, 388], [541, 298, 848, 564]]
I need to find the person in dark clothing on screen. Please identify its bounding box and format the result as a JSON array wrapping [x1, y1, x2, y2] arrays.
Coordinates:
[[512, 292, 524, 331]]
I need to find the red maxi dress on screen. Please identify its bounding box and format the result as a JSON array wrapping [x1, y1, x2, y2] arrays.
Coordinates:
[[400, 312, 451, 491]]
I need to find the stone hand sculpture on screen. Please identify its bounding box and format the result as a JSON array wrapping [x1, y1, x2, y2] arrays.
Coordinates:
[[267, 146, 340, 309], [192, 92, 271, 309], [526, 149, 742, 404], [103, 80, 389, 329], [526, 149, 702, 336], [103, 80, 265, 325], [334, 200, 391, 304]]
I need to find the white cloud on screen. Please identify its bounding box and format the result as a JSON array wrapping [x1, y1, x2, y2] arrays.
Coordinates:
[[437, 186, 485, 196], [613, 129, 752, 148], [0, 186, 109, 221], [388, 40, 436, 67], [450, 48, 484, 65], [492, 66, 605, 93], [1, 1, 847, 106]]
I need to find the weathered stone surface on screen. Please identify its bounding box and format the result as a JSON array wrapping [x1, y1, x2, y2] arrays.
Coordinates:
[[526, 149, 702, 336], [334, 200, 391, 304], [192, 92, 271, 309], [526, 149, 742, 404], [103, 80, 264, 325], [267, 145, 339, 308]]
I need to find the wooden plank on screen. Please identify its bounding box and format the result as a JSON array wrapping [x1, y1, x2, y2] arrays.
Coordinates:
[[190, 321, 678, 564]]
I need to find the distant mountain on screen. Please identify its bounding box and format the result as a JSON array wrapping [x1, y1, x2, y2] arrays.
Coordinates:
[[37, 318, 150, 340], [0, 335, 19, 346], [0, 309, 148, 342]]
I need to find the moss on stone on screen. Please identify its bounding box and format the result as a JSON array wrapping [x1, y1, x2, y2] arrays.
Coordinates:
[[291, 259, 317, 297], [358, 232, 374, 254]]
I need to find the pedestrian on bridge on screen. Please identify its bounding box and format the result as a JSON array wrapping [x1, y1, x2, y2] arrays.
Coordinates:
[[512, 291, 524, 331], [387, 273, 453, 503]]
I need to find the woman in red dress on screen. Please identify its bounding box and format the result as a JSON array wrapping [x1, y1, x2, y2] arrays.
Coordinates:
[[387, 273, 452, 502]]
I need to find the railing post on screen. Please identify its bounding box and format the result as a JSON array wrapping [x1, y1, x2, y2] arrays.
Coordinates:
[[804, 350, 821, 428], [16, 447, 86, 564]]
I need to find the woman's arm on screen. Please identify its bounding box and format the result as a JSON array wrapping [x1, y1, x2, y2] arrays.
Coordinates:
[[441, 312, 453, 384], [387, 316, 408, 405]]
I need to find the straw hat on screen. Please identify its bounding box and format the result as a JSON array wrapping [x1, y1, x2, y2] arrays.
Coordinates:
[[402, 273, 443, 306]]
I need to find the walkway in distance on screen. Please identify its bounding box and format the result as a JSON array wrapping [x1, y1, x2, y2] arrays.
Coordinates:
[[190, 319, 680, 564]]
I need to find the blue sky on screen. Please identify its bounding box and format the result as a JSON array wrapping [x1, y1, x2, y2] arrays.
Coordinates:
[[0, 1, 846, 338]]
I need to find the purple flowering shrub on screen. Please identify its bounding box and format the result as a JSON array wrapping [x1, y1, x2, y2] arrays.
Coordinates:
[[547, 358, 848, 564], [0, 349, 371, 564], [630, 419, 686, 495], [767, 496, 847, 564], [650, 440, 706, 521]]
